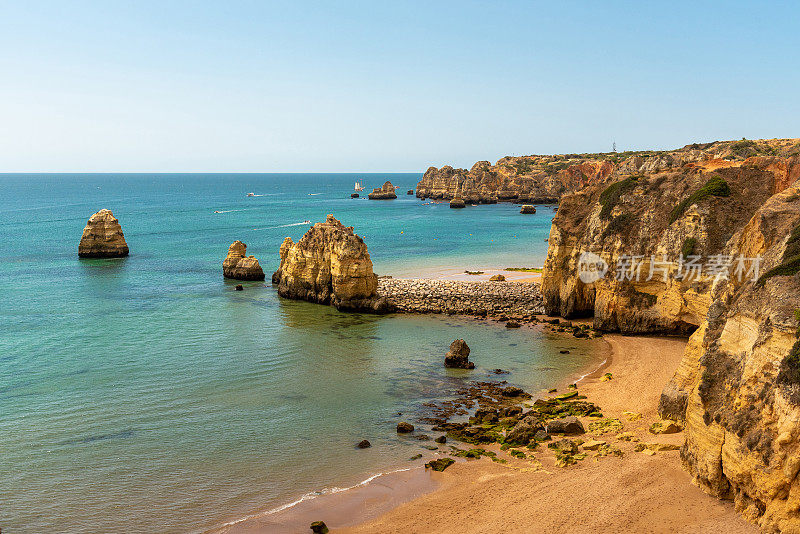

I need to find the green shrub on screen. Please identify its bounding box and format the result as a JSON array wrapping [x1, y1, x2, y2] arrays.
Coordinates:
[[669, 176, 731, 224], [599, 176, 639, 220], [682, 237, 697, 257], [602, 213, 635, 239], [757, 223, 800, 285]]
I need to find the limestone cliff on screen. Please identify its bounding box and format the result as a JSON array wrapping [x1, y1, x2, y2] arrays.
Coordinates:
[[418, 138, 800, 205], [271, 215, 390, 313], [540, 139, 800, 334], [222, 241, 265, 281], [78, 209, 129, 258], [660, 183, 800, 532]]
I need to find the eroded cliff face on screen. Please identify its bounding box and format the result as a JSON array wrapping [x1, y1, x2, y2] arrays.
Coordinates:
[[419, 138, 800, 206], [541, 140, 800, 334], [271, 215, 390, 313], [78, 209, 129, 258], [538, 138, 800, 531], [660, 184, 800, 532]]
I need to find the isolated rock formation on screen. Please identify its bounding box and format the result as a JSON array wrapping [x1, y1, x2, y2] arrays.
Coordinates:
[[520, 205, 536, 214], [271, 215, 390, 312], [222, 241, 265, 280], [78, 209, 129, 258], [444, 339, 474, 369], [449, 195, 466, 209], [368, 181, 397, 200]]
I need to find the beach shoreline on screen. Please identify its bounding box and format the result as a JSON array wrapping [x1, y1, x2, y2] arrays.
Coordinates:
[[333, 334, 757, 534], [209, 317, 607, 534]]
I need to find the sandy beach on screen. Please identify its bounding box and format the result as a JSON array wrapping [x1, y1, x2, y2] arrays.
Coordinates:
[[334, 334, 757, 534]]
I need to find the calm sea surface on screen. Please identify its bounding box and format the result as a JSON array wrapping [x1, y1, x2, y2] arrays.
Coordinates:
[[0, 174, 600, 533]]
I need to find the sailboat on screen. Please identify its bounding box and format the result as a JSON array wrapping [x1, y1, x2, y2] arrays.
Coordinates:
[[354, 180, 364, 192]]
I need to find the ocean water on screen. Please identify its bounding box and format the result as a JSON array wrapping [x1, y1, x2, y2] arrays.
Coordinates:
[[0, 174, 600, 533]]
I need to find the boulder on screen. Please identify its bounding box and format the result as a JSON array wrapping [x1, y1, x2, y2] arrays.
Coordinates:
[[368, 181, 397, 199], [444, 339, 474, 369], [357, 440, 371, 449], [397, 421, 414, 433], [520, 204, 537, 214], [310, 521, 329, 534], [434, 435, 447, 444], [449, 196, 466, 209], [648, 420, 682, 434], [489, 274, 506, 281], [234, 285, 243, 291], [546, 416, 585, 435], [223, 241, 266, 281], [505, 321, 521, 328], [271, 215, 391, 312], [407, 189, 414, 195], [506, 415, 545, 445], [425, 457, 455, 471], [78, 209, 129, 258], [351, 192, 359, 198]]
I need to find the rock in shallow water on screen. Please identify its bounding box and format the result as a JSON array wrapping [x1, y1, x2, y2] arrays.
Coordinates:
[[444, 339, 474, 369], [368, 181, 397, 199], [272, 215, 391, 313], [222, 241, 265, 281], [396, 421, 414, 433], [356, 439, 371, 448], [78, 209, 129, 258]]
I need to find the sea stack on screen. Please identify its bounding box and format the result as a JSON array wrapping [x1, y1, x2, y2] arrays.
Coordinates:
[[368, 181, 397, 200], [449, 195, 466, 209], [520, 205, 536, 214], [272, 215, 391, 313], [222, 241, 265, 281], [78, 209, 129, 258]]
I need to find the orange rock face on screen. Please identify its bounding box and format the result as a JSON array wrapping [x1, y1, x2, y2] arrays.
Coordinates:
[[222, 241, 265, 281], [271, 215, 390, 312], [78, 209, 129, 258]]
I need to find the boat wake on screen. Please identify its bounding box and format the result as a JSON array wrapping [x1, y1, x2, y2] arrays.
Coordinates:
[[251, 221, 312, 231]]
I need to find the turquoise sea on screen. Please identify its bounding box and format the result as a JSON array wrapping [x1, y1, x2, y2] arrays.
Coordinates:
[[0, 174, 601, 533]]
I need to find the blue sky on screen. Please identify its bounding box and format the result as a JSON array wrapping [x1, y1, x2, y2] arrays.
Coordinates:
[[1, 1, 798, 172]]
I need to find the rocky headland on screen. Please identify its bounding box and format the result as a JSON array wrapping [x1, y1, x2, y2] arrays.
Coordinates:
[[272, 215, 391, 312], [537, 138, 800, 531], [222, 241, 265, 281], [78, 209, 129, 258], [417, 138, 800, 205]]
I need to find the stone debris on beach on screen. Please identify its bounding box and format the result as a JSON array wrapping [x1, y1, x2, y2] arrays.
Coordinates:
[[649, 420, 683, 434], [546, 416, 585, 435], [444, 339, 474, 369], [377, 278, 544, 317], [310, 520, 329, 533], [488, 274, 506, 281], [425, 457, 455, 471], [78, 209, 129, 258]]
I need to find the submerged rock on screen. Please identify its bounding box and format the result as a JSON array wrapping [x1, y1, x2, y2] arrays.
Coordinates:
[[397, 421, 414, 433], [368, 181, 397, 199], [78, 209, 129, 258], [222, 241, 265, 281], [272, 215, 391, 313], [444, 339, 474, 369]]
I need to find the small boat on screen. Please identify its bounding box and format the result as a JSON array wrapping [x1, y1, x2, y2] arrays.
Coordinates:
[[247, 192, 255, 197], [354, 180, 364, 192], [303, 220, 311, 224]]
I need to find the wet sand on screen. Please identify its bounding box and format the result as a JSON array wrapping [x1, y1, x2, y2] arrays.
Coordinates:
[[337, 335, 757, 534]]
